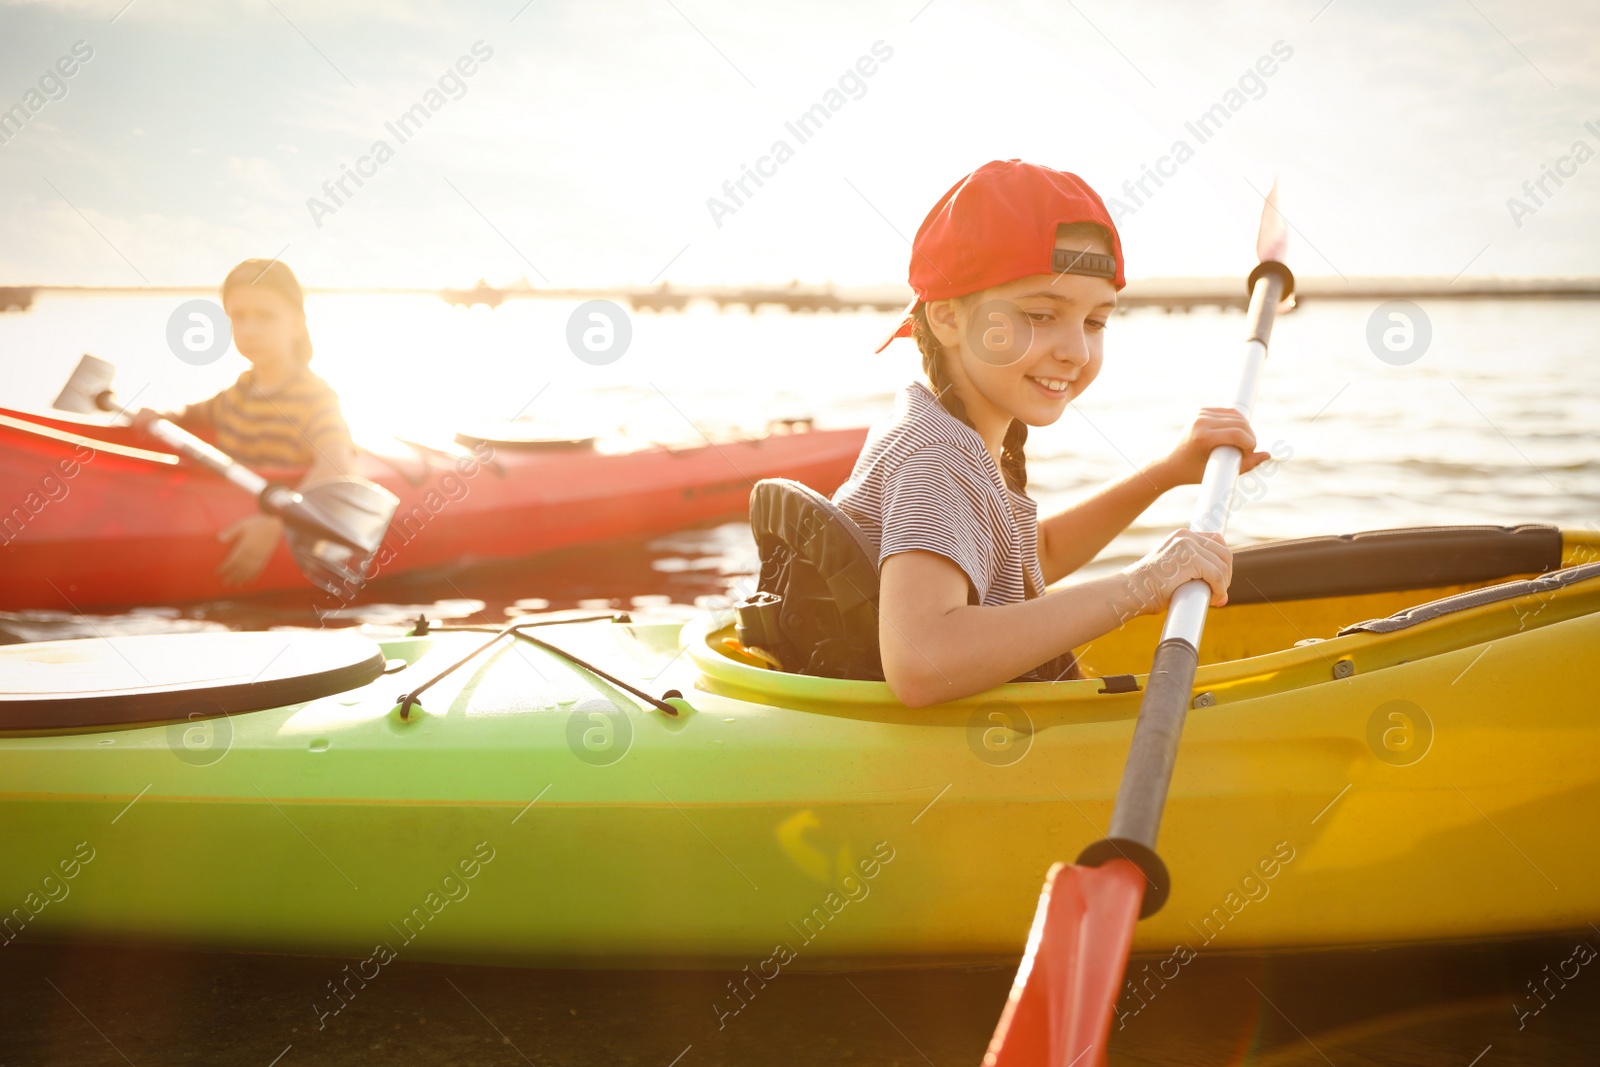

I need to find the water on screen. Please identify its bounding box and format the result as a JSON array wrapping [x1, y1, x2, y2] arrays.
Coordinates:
[[3, 936, 1598, 1065], [2, 293, 1599, 1062], [4, 292, 1597, 640]]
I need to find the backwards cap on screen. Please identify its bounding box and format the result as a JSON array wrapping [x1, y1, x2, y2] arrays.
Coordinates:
[[877, 159, 1125, 352]]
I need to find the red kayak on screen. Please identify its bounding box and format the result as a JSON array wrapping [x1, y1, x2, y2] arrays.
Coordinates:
[[0, 407, 866, 611]]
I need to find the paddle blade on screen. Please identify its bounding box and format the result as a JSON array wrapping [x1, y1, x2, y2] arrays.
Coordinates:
[[275, 478, 399, 596], [983, 859, 1145, 1067], [283, 527, 378, 597], [1255, 178, 1288, 264], [280, 479, 398, 556], [54, 354, 117, 415]]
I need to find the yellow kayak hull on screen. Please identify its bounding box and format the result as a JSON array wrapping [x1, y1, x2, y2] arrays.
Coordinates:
[[0, 531, 1596, 967]]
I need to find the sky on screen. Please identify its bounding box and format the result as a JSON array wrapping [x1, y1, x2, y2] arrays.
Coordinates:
[[0, 0, 1596, 288]]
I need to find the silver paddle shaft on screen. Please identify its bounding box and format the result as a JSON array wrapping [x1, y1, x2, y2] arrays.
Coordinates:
[[1159, 330, 1268, 644], [1078, 261, 1292, 918], [141, 416, 270, 498]]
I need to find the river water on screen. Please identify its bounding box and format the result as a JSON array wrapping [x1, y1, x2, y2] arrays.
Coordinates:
[[3, 291, 1597, 639], [1, 292, 1598, 1064]]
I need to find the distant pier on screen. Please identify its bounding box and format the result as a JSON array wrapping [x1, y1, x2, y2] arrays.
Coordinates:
[[434, 276, 1600, 313], [436, 281, 910, 313], [1113, 276, 1600, 312], [7, 277, 1599, 315], [0, 287, 35, 312]]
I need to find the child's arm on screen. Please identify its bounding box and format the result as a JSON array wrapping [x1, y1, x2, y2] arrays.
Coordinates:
[[1036, 463, 1173, 584], [297, 394, 357, 483], [1037, 407, 1272, 584], [215, 404, 357, 587], [879, 529, 1233, 708], [170, 390, 223, 434], [295, 436, 357, 487]]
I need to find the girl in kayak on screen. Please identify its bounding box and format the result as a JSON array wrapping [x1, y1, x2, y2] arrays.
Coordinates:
[[176, 259, 356, 586], [836, 160, 1272, 707]]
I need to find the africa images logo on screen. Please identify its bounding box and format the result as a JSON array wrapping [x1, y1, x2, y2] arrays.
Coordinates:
[[305, 41, 495, 228], [705, 41, 894, 228], [0, 41, 94, 148]]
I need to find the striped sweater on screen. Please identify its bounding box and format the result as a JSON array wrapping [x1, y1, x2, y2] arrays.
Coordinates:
[[178, 367, 351, 471]]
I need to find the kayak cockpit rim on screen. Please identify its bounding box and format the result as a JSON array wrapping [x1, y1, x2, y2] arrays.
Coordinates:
[[685, 541, 1600, 722]]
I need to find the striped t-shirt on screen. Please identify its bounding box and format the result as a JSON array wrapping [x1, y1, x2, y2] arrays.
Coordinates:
[[178, 367, 351, 471], [834, 382, 1079, 682]]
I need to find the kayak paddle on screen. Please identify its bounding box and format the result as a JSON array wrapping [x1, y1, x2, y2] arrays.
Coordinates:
[[53, 354, 400, 596], [983, 185, 1295, 1067]]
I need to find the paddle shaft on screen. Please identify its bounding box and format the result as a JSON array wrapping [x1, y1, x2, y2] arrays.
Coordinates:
[[126, 406, 357, 546], [58, 361, 269, 500], [54, 354, 397, 595], [1078, 261, 1293, 917], [140, 413, 271, 499]]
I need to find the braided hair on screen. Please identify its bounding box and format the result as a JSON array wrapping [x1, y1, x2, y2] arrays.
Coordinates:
[[912, 302, 1030, 494]]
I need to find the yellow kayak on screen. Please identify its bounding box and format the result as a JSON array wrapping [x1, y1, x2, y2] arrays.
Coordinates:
[[0, 524, 1596, 967]]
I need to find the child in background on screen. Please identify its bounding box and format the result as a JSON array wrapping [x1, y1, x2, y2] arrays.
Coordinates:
[[175, 259, 356, 586], [835, 160, 1271, 706]]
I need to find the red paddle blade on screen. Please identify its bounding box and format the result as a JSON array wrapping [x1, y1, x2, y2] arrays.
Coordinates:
[[1256, 178, 1288, 264], [983, 859, 1146, 1067]]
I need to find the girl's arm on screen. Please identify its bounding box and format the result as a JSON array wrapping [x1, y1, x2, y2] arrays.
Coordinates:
[[879, 530, 1233, 708], [1037, 407, 1273, 585], [1036, 463, 1173, 584]]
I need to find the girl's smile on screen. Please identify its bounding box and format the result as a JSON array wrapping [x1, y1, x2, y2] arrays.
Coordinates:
[[1026, 372, 1078, 397]]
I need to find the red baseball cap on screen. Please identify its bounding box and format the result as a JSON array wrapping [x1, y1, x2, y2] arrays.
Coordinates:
[[877, 159, 1125, 352]]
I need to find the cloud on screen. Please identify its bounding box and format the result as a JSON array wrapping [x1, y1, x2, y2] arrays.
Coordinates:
[[226, 154, 296, 204], [1, 0, 1596, 285]]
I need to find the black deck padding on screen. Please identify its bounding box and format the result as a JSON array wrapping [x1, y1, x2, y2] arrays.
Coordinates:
[[1225, 524, 1564, 604]]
